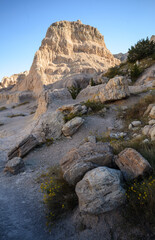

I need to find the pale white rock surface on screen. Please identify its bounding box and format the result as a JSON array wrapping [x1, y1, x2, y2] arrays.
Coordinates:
[[60, 142, 113, 185], [115, 148, 152, 181], [149, 119, 155, 125], [75, 167, 125, 214], [142, 125, 152, 136], [62, 117, 84, 137], [149, 106, 155, 119]]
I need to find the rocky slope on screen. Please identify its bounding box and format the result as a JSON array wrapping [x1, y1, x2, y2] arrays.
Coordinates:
[[13, 20, 120, 94]]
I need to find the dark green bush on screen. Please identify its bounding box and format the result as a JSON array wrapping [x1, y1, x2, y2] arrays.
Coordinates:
[[90, 78, 96, 86], [130, 64, 142, 82], [128, 37, 155, 63], [84, 100, 105, 112], [68, 85, 81, 99]]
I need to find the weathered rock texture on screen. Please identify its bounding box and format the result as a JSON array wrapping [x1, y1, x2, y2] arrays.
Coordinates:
[[62, 117, 84, 136], [8, 135, 38, 160], [0, 71, 29, 89], [60, 142, 113, 185], [77, 76, 130, 102], [4, 157, 25, 174], [115, 148, 152, 181], [75, 167, 125, 214], [13, 20, 120, 94]]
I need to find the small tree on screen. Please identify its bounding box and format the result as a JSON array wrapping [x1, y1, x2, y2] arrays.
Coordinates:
[[128, 37, 155, 63], [130, 64, 142, 82]]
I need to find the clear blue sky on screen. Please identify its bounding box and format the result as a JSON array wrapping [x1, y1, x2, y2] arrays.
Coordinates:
[[0, 0, 155, 81]]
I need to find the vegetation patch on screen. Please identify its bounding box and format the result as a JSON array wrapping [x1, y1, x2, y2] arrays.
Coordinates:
[[12, 101, 30, 108], [84, 100, 105, 112], [45, 138, 54, 146], [63, 112, 82, 123], [118, 92, 155, 126], [0, 106, 7, 111], [40, 166, 78, 227], [124, 175, 155, 225], [68, 85, 81, 99], [128, 37, 155, 63], [8, 113, 26, 118]]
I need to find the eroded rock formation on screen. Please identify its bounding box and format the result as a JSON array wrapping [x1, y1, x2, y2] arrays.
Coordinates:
[[13, 20, 120, 94]]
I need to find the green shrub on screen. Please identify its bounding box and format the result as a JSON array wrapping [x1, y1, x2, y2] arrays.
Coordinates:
[[90, 78, 96, 86], [12, 101, 29, 108], [45, 138, 54, 146], [0, 106, 7, 111], [8, 114, 26, 118], [63, 112, 82, 122], [119, 92, 155, 124], [84, 100, 105, 112], [124, 176, 155, 225], [128, 37, 155, 63], [104, 66, 123, 79], [40, 166, 78, 227], [68, 85, 81, 99], [130, 64, 142, 82]]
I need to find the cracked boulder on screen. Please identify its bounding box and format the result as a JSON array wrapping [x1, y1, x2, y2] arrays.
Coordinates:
[[75, 166, 125, 214], [60, 142, 113, 185]]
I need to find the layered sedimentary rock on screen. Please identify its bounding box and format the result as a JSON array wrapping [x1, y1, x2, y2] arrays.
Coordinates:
[[13, 20, 120, 94], [0, 71, 29, 89]]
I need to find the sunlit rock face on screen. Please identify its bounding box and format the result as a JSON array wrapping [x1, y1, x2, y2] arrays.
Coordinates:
[[13, 20, 120, 94]]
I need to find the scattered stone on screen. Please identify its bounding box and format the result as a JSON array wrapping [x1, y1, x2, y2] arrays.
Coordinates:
[[4, 157, 25, 174], [75, 167, 125, 214], [143, 139, 149, 143], [87, 135, 96, 143], [149, 106, 155, 119], [144, 104, 155, 116], [131, 121, 141, 127], [60, 142, 113, 185], [62, 117, 84, 137], [142, 125, 152, 136], [98, 76, 130, 103], [150, 125, 155, 141], [8, 135, 38, 160], [109, 132, 127, 139], [121, 106, 128, 111], [149, 119, 155, 125], [129, 121, 141, 130], [115, 148, 152, 181]]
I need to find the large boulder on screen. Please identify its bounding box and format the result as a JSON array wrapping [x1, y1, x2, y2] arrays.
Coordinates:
[[8, 134, 38, 160], [77, 76, 130, 102], [75, 167, 125, 214], [98, 76, 130, 103], [4, 157, 25, 174], [60, 142, 113, 185], [115, 148, 152, 181], [62, 117, 84, 137], [32, 110, 65, 142]]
